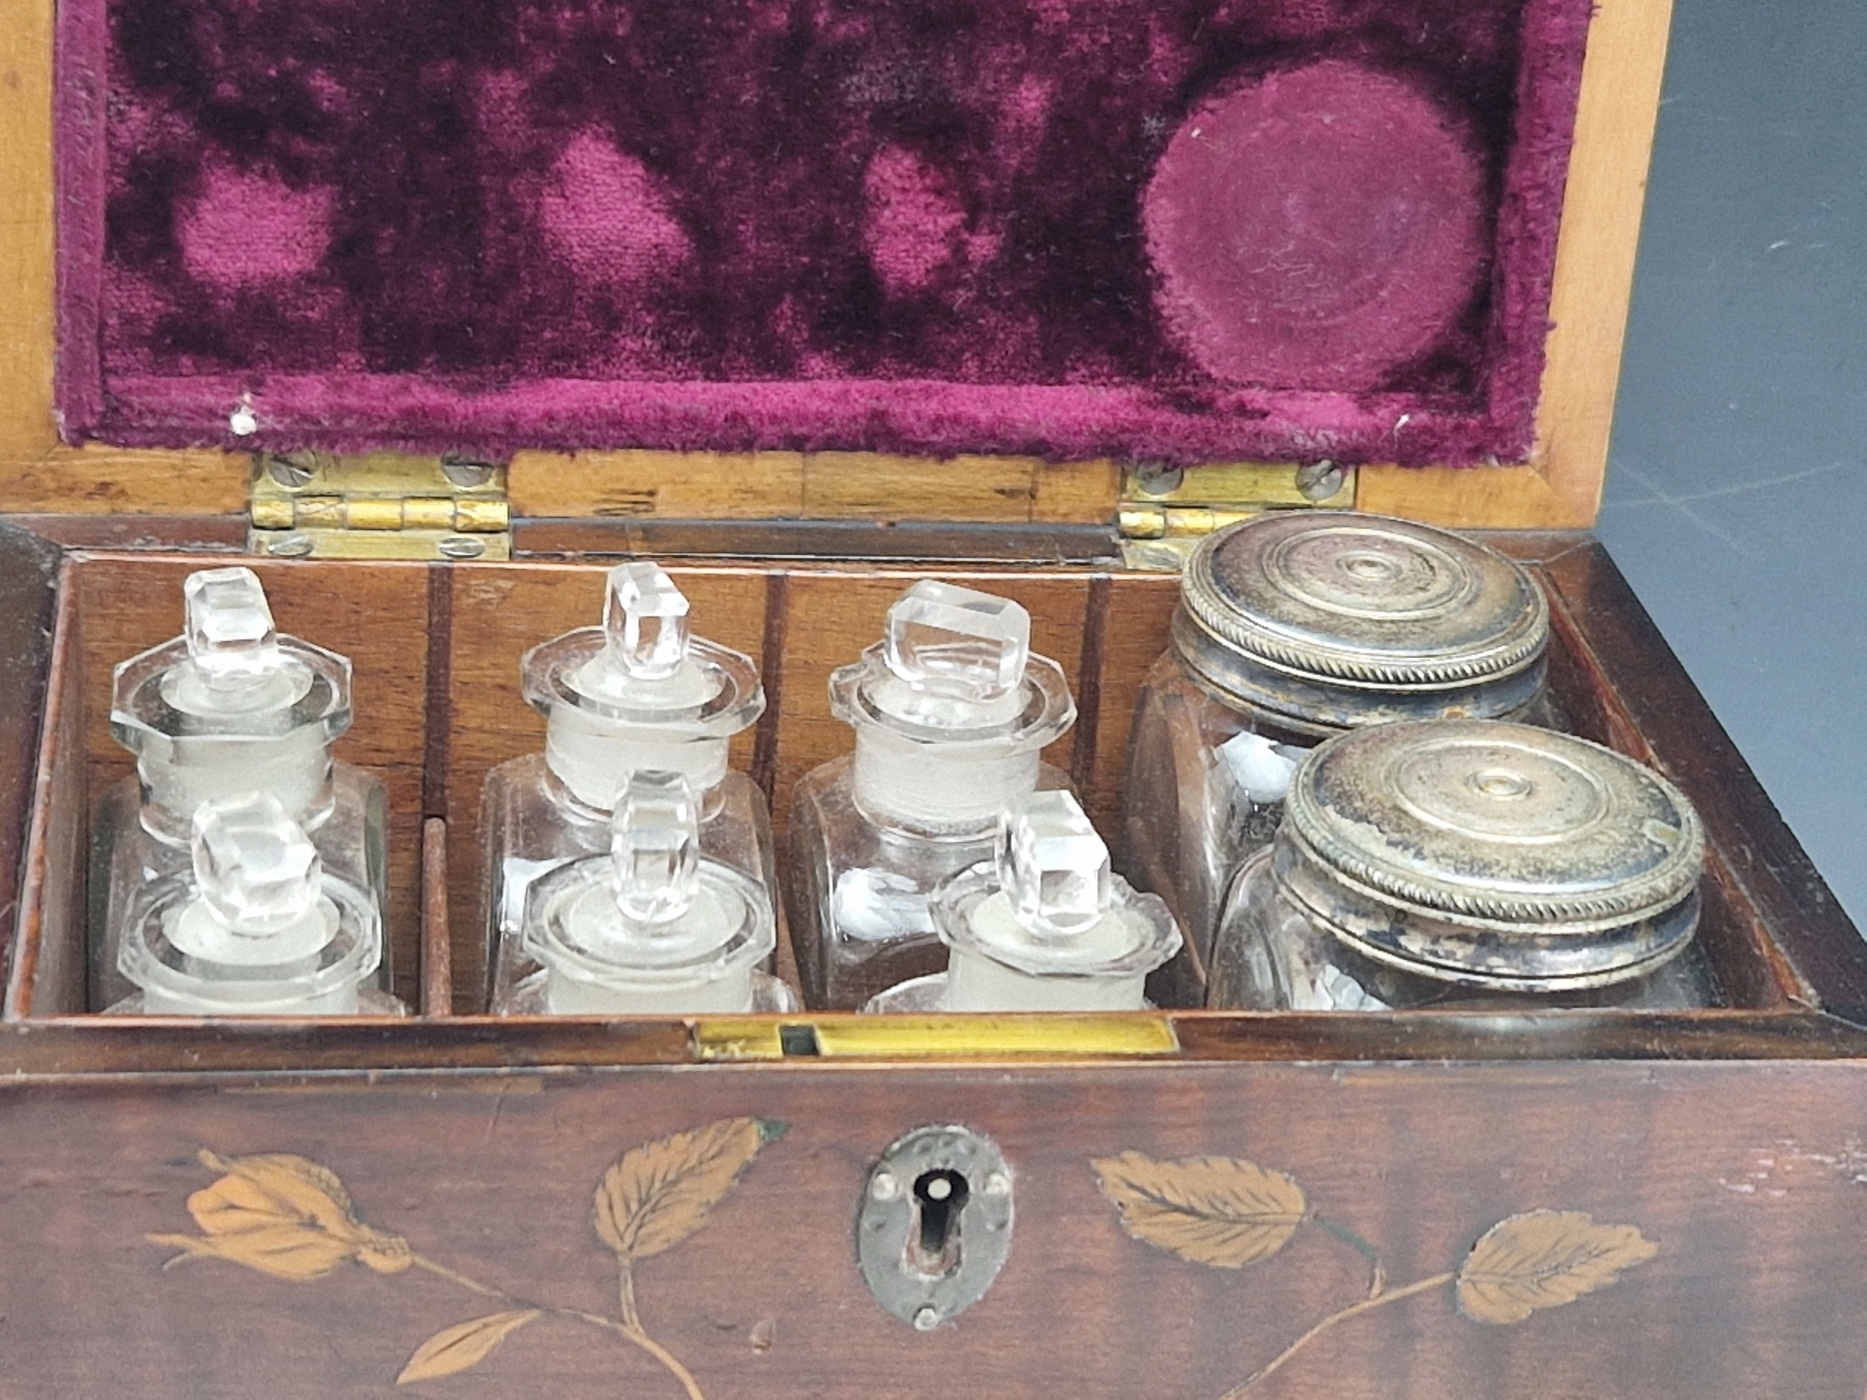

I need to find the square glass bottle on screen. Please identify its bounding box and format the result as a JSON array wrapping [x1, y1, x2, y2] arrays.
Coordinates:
[[93, 567, 389, 1011], [786, 581, 1077, 1009], [479, 563, 774, 1008]]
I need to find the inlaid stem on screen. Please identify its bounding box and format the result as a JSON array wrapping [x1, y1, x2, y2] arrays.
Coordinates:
[[412, 1253, 708, 1400], [1221, 1271, 1457, 1398]]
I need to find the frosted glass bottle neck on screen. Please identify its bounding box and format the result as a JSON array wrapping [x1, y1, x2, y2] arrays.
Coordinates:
[[941, 946, 1149, 1011], [138, 982, 362, 1016], [544, 964, 755, 1015], [920, 793, 1182, 1011], [137, 731, 335, 845], [851, 727, 1042, 837], [543, 709, 730, 812]]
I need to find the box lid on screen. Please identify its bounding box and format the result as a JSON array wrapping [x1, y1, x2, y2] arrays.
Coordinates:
[[0, 0, 1674, 529]]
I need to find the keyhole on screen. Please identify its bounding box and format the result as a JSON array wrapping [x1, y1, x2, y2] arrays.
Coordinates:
[[908, 1169, 970, 1276]]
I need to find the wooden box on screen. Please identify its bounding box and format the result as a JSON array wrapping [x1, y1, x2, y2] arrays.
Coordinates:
[[4, 0, 1867, 1394]]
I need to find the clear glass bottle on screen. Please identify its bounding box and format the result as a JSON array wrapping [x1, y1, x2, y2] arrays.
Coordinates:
[[865, 791, 1180, 1013], [108, 792, 405, 1016], [479, 562, 770, 1007], [1209, 720, 1712, 1011], [492, 772, 797, 1014], [1120, 511, 1553, 1006], [95, 567, 388, 1011], [787, 580, 1077, 1009]]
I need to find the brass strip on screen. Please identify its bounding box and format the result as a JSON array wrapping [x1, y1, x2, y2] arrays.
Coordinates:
[[692, 1014, 1181, 1061]]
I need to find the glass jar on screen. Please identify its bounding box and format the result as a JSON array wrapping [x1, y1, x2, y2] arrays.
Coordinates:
[[108, 792, 405, 1017], [479, 562, 771, 1007], [492, 772, 796, 1015], [865, 791, 1180, 1013], [787, 580, 1076, 1009], [1208, 720, 1711, 1011], [1120, 511, 1553, 1006], [94, 567, 389, 1011]]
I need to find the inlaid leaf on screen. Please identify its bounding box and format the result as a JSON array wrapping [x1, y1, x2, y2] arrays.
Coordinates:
[[1091, 1151, 1307, 1268], [396, 1310, 540, 1384], [148, 1148, 410, 1280], [594, 1117, 783, 1262], [191, 1151, 358, 1239], [1456, 1211, 1658, 1324]]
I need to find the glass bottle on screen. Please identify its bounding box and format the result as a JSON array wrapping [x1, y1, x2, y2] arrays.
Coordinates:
[[108, 792, 405, 1016], [492, 772, 797, 1014], [787, 580, 1077, 1009], [865, 791, 1180, 1013], [479, 562, 769, 1006], [95, 567, 388, 1011], [1209, 720, 1712, 1011], [1120, 511, 1553, 1006]]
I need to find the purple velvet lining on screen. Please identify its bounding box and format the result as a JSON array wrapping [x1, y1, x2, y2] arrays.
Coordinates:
[[56, 0, 1594, 466]]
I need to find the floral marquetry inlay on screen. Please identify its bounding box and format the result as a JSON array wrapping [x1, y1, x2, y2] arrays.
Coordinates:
[[149, 1119, 788, 1395], [1092, 1150, 1658, 1396]]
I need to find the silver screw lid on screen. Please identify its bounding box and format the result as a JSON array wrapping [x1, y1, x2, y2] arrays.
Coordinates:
[[1277, 720, 1705, 989], [1177, 513, 1548, 721]]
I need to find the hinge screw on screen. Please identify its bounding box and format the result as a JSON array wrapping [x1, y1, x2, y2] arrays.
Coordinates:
[[264, 533, 314, 558], [437, 535, 487, 560], [264, 452, 318, 489], [1132, 461, 1184, 498], [440, 453, 499, 488], [1296, 460, 1345, 501]]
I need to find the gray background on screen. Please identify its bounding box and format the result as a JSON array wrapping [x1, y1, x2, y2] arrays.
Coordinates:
[[1601, 0, 1864, 929]]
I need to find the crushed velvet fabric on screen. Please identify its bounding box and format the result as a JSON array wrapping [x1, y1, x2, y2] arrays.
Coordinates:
[[57, 0, 1592, 465]]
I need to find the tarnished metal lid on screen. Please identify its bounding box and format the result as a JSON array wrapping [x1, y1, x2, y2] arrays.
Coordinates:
[[1278, 720, 1705, 988], [1179, 512, 1548, 699]]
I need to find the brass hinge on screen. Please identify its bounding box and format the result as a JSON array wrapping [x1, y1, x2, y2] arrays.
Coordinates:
[[1117, 461, 1356, 570], [248, 451, 512, 561]]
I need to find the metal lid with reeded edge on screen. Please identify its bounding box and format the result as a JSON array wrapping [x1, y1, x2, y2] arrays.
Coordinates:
[[1276, 720, 1705, 990], [1175, 513, 1549, 727]]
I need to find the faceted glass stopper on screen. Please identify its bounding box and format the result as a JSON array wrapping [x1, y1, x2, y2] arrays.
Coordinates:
[[184, 567, 282, 687], [883, 580, 1030, 701], [605, 562, 692, 681], [610, 771, 701, 924], [996, 791, 1110, 938], [191, 792, 322, 935]]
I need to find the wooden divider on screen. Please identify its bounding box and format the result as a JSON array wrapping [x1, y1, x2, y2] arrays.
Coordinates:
[[37, 547, 1802, 1017]]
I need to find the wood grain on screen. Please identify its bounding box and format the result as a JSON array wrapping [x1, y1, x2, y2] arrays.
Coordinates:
[[0, 525, 60, 1009], [5, 564, 83, 1017], [1357, 0, 1677, 527], [509, 451, 1123, 526], [419, 817, 452, 1019], [1084, 573, 1180, 833], [3, 1061, 1867, 1395]]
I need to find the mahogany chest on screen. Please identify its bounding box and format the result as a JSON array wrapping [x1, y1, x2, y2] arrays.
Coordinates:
[[2, 0, 1864, 1393]]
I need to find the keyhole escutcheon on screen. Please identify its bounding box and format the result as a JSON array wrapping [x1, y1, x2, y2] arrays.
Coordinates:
[[857, 1125, 1014, 1330]]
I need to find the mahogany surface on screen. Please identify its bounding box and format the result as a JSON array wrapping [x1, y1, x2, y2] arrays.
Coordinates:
[[1, 520, 1865, 1398]]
